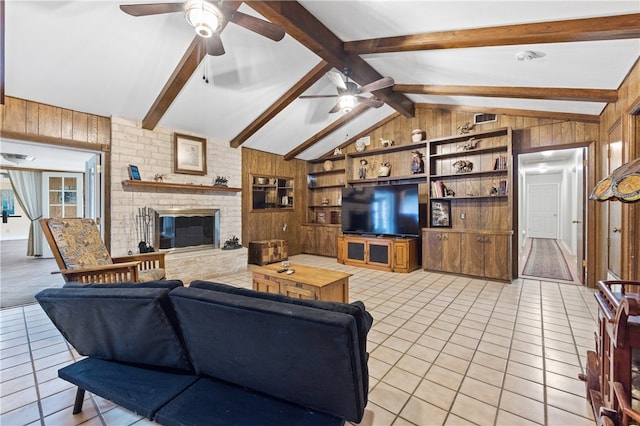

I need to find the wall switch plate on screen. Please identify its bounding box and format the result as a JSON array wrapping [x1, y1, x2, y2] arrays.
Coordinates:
[[460, 213, 465, 219]]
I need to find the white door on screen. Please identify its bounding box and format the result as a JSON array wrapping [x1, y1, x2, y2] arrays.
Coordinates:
[[42, 172, 84, 258], [608, 124, 623, 278], [527, 183, 559, 238]]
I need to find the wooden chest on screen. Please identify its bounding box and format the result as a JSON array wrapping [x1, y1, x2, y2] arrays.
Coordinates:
[[248, 240, 288, 266]]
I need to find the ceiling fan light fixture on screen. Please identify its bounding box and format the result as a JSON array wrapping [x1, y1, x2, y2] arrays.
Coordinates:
[[515, 50, 545, 61], [338, 95, 357, 113], [185, 0, 223, 38]]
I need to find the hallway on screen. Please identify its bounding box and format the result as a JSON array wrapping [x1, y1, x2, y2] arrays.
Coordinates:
[[520, 238, 582, 286]]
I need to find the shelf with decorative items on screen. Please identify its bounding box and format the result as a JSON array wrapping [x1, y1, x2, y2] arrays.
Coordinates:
[[424, 126, 513, 280], [251, 175, 294, 211], [306, 155, 346, 241], [345, 141, 427, 185]]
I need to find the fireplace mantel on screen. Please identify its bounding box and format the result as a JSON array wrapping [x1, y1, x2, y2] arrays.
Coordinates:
[[122, 180, 241, 193]]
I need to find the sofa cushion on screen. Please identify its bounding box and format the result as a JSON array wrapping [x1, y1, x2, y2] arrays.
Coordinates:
[[170, 286, 367, 422], [59, 358, 198, 420], [155, 376, 344, 426], [35, 287, 192, 371]]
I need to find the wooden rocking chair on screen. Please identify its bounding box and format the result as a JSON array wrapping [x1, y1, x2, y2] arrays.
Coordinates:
[[40, 218, 166, 284]]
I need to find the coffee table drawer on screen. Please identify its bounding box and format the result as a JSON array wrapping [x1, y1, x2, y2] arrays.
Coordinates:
[[278, 279, 319, 300], [252, 273, 280, 294]]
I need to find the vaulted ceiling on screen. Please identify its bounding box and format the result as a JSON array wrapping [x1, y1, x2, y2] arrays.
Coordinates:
[[2, 1, 639, 163]]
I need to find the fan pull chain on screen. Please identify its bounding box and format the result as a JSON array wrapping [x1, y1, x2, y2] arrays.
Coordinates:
[[202, 56, 209, 84]]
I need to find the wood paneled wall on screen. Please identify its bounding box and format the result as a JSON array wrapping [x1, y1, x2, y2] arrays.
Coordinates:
[[597, 59, 640, 282], [242, 148, 307, 254], [1, 96, 111, 146]]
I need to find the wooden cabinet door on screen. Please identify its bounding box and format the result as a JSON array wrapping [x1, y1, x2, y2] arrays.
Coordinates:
[[367, 239, 392, 269], [460, 233, 485, 277], [394, 240, 409, 271], [423, 232, 442, 271], [441, 232, 461, 273], [346, 238, 367, 266], [483, 234, 510, 280], [300, 225, 315, 254], [317, 226, 338, 257]]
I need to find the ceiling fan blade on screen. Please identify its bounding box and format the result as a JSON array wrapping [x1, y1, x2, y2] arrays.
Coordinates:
[[326, 71, 347, 91], [224, 9, 285, 41], [357, 97, 384, 108], [328, 103, 342, 114], [299, 95, 338, 99], [358, 77, 394, 94], [119, 3, 184, 16], [206, 33, 225, 56]]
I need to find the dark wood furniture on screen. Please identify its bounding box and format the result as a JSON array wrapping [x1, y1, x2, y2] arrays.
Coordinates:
[[584, 280, 640, 426], [248, 239, 288, 266]]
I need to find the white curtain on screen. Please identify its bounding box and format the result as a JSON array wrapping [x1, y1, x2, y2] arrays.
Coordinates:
[[8, 170, 43, 256]]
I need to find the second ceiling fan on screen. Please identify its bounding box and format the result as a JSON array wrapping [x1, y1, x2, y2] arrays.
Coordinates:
[[120, 0, 286, 56], [300, 69, 394, 113]]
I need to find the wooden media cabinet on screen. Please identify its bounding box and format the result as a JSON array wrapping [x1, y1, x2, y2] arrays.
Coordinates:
[[337, 235, 419, 273]]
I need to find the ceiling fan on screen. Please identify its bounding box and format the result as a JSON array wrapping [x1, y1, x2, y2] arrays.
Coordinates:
[[119, 0, 286, 56], [299, 69, 394, 113]]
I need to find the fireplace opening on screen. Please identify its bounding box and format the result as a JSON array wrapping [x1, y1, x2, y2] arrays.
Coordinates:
[[153, 208, 220, 251]]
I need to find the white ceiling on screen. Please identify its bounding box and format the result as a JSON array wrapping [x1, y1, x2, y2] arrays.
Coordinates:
[[3, 1, 640, 165]]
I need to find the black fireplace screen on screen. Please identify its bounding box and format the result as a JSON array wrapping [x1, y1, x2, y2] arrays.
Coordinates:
[[154, 209, 220, 251]]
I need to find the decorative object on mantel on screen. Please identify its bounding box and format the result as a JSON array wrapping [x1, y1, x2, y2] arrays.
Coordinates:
[[453, 159, 473, 173], [378, 162, 391, 177], [136, 207, 155, 253], [174, 133, 207, 175], [458, 137, 478, 151], [379, 138, 394, 148], [222, 235, 242, 250], [153, 173, 166, 182], [590, 157, 640, 202], [358, 159, 368, 179], [213, 176, 228, 187], [410, 151, 424, 174], [411, 129, 425, 143], [457, 122, 474, 134], [323, 160, 334, 171]]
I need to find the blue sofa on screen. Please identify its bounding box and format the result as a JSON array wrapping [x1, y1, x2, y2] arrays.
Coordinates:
[[35, 280, 372, 425]]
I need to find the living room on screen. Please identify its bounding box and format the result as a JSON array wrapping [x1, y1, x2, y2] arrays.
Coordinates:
[[1, 1, 640, 425]]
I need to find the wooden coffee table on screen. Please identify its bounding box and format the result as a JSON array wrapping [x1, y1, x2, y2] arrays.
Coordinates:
[[252, 263, 351, 303]]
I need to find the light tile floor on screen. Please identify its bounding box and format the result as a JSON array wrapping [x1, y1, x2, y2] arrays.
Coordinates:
[[0, 254, 598, 426]]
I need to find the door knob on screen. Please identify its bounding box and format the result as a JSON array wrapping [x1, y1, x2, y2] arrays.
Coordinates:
[[572, 220, 582, 224], [613, 227, 621, 233]]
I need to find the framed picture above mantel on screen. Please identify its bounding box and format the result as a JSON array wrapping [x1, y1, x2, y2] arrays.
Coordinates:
[[174, 133, 207, 175]]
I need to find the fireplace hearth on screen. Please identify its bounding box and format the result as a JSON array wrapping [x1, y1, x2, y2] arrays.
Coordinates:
[[153, 208, 220, 251]]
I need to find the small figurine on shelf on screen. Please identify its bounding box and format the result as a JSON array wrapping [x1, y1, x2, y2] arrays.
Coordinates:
[[153, 173, 166, 182], [457, 122, 474, 134], [453, 160, 474, 173], [213, 176, 228, 187], [378, 162, 391, 177], [359, 159, 368, 179], [333, 147, 343, 155], [379, 138, 394, 148], [457, 137, 478, 151], [410, 151, 424, 174]]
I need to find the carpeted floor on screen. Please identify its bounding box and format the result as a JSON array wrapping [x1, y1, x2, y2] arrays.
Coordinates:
[[522, 238, 573, 281]]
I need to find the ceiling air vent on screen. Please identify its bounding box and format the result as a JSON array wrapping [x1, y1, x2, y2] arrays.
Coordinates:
[[473, 113, 497, 125]]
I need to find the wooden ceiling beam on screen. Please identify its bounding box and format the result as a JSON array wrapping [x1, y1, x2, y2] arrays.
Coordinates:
[[283, 103, 371, 160], [230, 60, 333, 148], [248, 1, 415, 119], [394, 84, 618, 103], [345, 13, 640, 53], [1, 0, 5, 105], [416, 103, 601, 123], [141, 36, 206, 130], [141, 2, 241, 130]]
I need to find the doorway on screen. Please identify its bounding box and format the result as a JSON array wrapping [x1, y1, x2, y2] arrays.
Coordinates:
[[518, 147, 586, 284]]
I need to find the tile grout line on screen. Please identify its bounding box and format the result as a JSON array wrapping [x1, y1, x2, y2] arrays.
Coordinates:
[[21, 306, 46, 426]]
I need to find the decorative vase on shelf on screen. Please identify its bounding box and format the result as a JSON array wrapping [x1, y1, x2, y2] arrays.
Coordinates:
[[412, 129, 425, 143], [378, 162, 391, 177]]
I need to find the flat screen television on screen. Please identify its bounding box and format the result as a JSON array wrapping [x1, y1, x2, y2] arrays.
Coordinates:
[[341, 184, 421, 237]]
